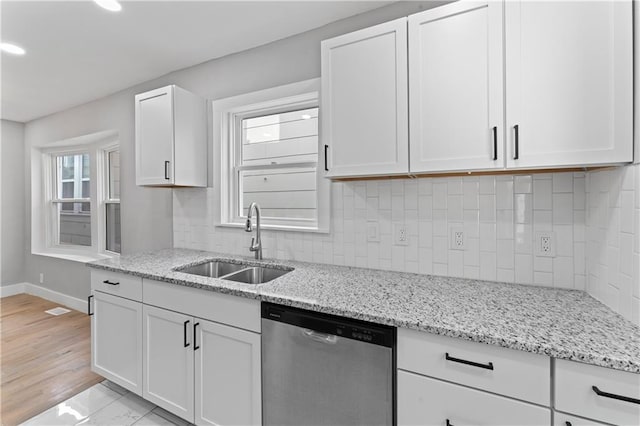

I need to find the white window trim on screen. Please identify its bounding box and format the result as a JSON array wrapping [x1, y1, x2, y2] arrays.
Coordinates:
[[213, 78, 330, 233], [31, 130, 120, 263]]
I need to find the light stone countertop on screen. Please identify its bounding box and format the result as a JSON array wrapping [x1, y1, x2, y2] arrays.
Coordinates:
[[88, 248, 640, 374]]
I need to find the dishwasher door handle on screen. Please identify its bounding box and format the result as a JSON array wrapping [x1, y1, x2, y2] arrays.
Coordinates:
[[302, 328, 338, 345]]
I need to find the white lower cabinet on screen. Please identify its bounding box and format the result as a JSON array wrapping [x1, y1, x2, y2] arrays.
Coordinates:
[[143, 305, 194, 421], [555, 359, 640, 426], [398, 370, 550, 426], [142, 304, 261, 425], [195, 319, 261, 426], [91, 290, 143, 395]]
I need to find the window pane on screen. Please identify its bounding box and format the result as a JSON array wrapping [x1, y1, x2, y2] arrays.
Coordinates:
[[108, 151, 120, 199], [239, 167, 317, 220], [82, 180, 90, 198], [241, 107, 318, 167], [82, 154, 90, 179], [61, 155, 75, 180], [58, 203, 91, 246], [106, 203, 121, 253], [57, 153, 89, 199], [62, 182, 74, 199]]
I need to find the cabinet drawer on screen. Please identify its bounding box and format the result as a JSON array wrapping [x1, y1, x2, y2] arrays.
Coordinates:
[[555, 359, 640, 425], [143, 279, 260, 332], [553, 412, 608, 426], [398, 328, 550, 405], [91, 270, 142, 301], [398, 370, 550, 426]]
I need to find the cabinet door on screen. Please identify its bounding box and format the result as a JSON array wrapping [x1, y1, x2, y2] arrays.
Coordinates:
[[135, 86, 175, 185], [91, 291, 143, 395], [505, 1, 632, 168], [409, 1, 504, 173], [143, 305, 194, 422], [398, 370, 550, 426], [194, 319, 261, 426], [321, 18, 408, 178]]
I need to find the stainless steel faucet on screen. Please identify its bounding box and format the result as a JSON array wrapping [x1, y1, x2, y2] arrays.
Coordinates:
[[245, 202, 262, 260]]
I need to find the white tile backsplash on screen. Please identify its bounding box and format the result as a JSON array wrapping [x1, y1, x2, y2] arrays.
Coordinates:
[[585, 164, 640, 326], [175, 171, 590, 289]]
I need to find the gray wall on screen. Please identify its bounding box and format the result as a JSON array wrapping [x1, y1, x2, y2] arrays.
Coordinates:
[[22, 1, 442, 300], [1, 119, 26, 286]]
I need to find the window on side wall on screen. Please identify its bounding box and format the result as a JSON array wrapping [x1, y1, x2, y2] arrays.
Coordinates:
[[105, 149, 121, 253], [215, 79, 329, 232], [33, 134, 121, 262], [53, 153, 92, 246]]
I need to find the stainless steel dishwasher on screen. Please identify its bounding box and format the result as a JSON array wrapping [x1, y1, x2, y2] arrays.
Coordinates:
[[262, 302, 395, 426]]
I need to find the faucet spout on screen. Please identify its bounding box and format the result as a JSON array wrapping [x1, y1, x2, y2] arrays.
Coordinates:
[[246, 202, 262, 260]]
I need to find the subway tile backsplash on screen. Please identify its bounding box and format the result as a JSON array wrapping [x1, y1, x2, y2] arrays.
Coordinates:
[[585, 164, 640, 325], [174, 165, 640, 325]]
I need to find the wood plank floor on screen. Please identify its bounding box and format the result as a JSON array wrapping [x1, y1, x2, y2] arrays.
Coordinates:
[[1, 294, 103, 426]]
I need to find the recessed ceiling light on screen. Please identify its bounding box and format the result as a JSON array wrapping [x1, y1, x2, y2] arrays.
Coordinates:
[[94, 0, 122, 12], [0, 42, 26, 55]]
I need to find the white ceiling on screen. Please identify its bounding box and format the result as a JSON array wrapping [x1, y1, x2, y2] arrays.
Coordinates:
[[1, 0, 391, 123]]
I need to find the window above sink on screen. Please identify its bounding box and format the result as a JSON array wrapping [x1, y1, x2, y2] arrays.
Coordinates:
[[213, 78, 330, 234]]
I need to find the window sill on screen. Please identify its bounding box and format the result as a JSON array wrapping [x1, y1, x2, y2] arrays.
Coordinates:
[[217, 222, 329, 234], [32, 248, 119, 264]]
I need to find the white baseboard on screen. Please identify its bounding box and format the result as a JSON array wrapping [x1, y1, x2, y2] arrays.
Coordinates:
[[1, 282, 86, 313], [0, 282, 27, 298], [26, 283, 86, 312]]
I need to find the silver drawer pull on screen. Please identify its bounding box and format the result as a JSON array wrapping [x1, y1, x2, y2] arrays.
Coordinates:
[[302, 328, 338, 345]]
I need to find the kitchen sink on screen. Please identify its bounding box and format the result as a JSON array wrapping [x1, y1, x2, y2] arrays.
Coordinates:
[[222, 266, 290, 284], [176, 260, 291, 284], [176, 261, 245, 278]]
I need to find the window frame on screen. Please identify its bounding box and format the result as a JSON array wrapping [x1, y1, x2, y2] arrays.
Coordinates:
[[32, 132, 120, 263], [214, 79, 329, 233]]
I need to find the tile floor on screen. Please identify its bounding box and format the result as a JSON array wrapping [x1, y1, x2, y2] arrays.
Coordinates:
[[20, 381, 191, 426]]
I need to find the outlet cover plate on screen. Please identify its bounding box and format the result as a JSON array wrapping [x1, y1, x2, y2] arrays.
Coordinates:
[[450, 227, 465, 250], [393, 223, 409, 246], [535, 231, 556, 257]]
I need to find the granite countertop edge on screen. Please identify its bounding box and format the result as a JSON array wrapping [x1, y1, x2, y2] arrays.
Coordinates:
[[87, 250, 640, 374]]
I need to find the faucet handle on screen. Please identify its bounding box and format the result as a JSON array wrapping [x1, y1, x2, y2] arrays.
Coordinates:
[[250, 237, 256, 251], [245, 218, 252, 232]]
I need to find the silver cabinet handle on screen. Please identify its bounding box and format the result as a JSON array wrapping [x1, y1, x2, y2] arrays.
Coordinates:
[[302, 328, 338, 345], [164, 161, 170, 180]]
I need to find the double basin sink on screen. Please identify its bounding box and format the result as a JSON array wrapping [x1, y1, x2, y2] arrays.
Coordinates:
[[175, 260, 291, 284]]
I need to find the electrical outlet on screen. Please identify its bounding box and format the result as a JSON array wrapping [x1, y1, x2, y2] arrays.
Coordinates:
[[393, 223, 409, 246], [39, 273, 44, 284], [450, 227, 465, 250], [535, 231, 556, 257], [367, 222, 380, 242]]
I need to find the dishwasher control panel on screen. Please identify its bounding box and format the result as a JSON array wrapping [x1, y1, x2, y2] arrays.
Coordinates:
[[262, 302, 395, 347]]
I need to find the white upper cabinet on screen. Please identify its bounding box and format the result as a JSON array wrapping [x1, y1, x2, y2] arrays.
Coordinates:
[[505, 0, 633, 169], [321, 18, 409, 178], [409, 1, 504, 173], [135, 85, 207, 187], [321, 1, 633, 178]]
